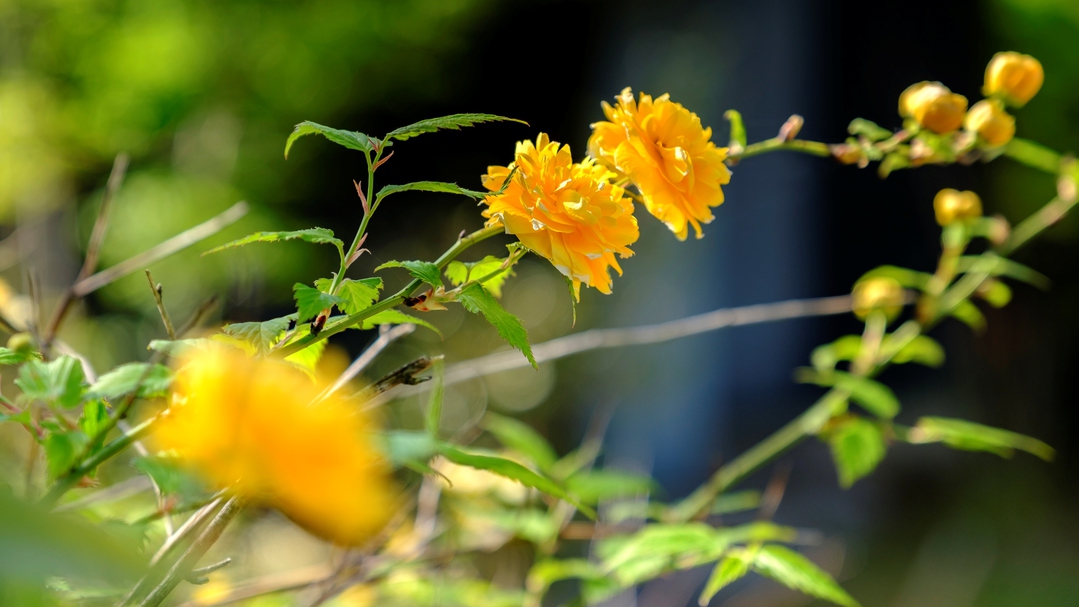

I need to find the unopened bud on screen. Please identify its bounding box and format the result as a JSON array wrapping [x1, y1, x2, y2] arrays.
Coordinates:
[[933, 188, 983, 226], [964, 99, 1016, 147], [899, 82, 968, 134], [984, 51, 1044, 108], [777, 115, 804, 142], [852, 277, 904, 321], [6, 332, 36, 354]]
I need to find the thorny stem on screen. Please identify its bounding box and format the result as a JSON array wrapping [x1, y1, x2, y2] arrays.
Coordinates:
[[328, 148, 382, 296]]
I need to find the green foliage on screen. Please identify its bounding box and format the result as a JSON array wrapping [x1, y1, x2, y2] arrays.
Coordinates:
[[978, 279, 1013, 308], [957, 255, 1051, 289], [890, 335, 945, 367], [825, 416, 887, 488], [375, 260, 444, 289], [751, 544, 860, 607], [383, 431, 439, 468], [565, 470, 655, 504], [78, 400, 110, 440], [293, 283, 345, 324], [384, 113, 526, 142], [377, 181, 489, 202], [848, 117, 894, 141], [425, 360, 445, 437], [527, 559, 603, 597], [483, 413, 558, 472], [44, 432, 89, 480], [803, 371, 899, 419], [907, 416, 1055, 461], [284, 121, 381, 158], [699, 550, 754, 605], [16, 357, 85, 409], [711, 490, 763, 515], [133, 455, 207, 505], [221, 316, 292, 354], [359, 309, 442, 337], [86, 363, 172, 401], [457, 284, 536, 368], [0, 347, 40, 366], [282, 329, 328, 378], [949, 299, 987, 331], [446, 255, 515, 297], [810, 335, 863, 372], [315, 277, 383, 314], [203, 228, 344, 259], [724, 109, 748, 148]]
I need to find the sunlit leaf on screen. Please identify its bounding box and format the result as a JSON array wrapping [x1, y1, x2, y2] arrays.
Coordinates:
[[835, 372, 900, 419], [751, 544, 860, 607], [566, 470, 655, 504], [699, 551, 753, 606], [847, 118, 893, 141], [977, 279, 1012, 308], [527, 559, 603, 596], [384, 113, 526, 142], [45, 431, 89, 479], [907, 416, 1054, 461], [483, 413, 557, 471], [446, 255, 515, 297], [87, 363, 172, 401], [294, 283, 345, 324], [222, 316, 291, 354], [457, 284, 535, 368], [948, 299, 987, 331], [0, 346, 40, 366], [957, 255, 1050, 290], [284, 121, 380, 158], [377, 181, 488, 202], [16, 357, 85, 409], [358, 309, 442, 337], [203, 228, 343, 257], [315, 277, 383, 315], [826, 416, 887, 488], [890, 335, 945, 367], [810, 335, 863, 372], [375, 260, 443, 289]]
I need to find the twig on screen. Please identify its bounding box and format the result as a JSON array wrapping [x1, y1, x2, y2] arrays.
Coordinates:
[[145, 271, 176, 340], [173, 564, 333, 607], [175, 295, 220, 337], [316, 323, 415, 402], [149, 496, 226, 566]]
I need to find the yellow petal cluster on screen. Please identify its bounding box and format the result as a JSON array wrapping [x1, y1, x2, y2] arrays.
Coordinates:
[[898, 82, 968, 134], [481, 133, 639, 297], [933, 188, 982, 226], [588, 88, 731, 240], [964, 99, 1016, 147], [984, 51, 1043, 107], [154, 346, 396, 546]]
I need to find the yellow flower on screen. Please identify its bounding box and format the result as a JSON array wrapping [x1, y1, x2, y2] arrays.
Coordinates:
[[898, 82, 968, 134], [588, 88, 731, 240], [852, 277, 904, 321], [964, 99, 1016, 147], [154, 346, 396, 546], [984, 51, 1043, 107], [933, 188, 982, 226], [481, 133, 639, 297]]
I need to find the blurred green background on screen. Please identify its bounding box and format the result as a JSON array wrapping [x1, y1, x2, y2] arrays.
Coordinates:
[[2, 0, 1079, 605]]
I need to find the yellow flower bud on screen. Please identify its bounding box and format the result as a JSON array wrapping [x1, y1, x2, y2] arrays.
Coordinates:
[[899, 82, 968, 134], [964, 99, 1016, 147], [984, 51, 1043, 107], [852, 277, 904, 321], [933, 188, 983, 226]]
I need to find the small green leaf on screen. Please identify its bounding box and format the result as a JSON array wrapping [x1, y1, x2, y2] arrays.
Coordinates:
[[949, 299, 987, 331], [826, 416, 887, 488], [375, 260, 443, 289], [316, 277, 383, 314], [835, 372, 900, 419], [446, 255, 515, 298], [457, 284, 536, 368], [382, 430, 439, 468], [384, 113, 526, 142], [87, 363, 172, 401], [810, 335, 863, 372], [45, 431, 89, 480], [699, 551, 753, 606], [890, 335, 945, 367], [222, 316, 292, 354], [294, 283, 345, 324], [724, 109, 747, 148], [133, 455, 207, 503], [359, 309, 442, 337], [0, 346, 40, 366], [566, 470, 655, 504], [527, 559, 603, 595], [978, 280, 1012, 308], [483, 413, 558, 472], [957, 256, 1050, 290], [203, 228, 344, 257], [847, 118, 893, 141], [711, 490, 763, 515], [858, 265, 932, 290], [377, 181, 488, 202], [78, 400, 110, 440], [285, 121, 380, 158], [751, 544, 860, 607], [16, 357, 85, 409], [283, 328, 328, 379], [425, 360, 445, 437], [907, 416, 1054, 461]]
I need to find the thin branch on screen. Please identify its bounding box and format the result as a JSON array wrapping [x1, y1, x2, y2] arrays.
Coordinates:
[[145, 270, 177, 340], [173, 564, 333, 607], [316, 323, 415, 402]]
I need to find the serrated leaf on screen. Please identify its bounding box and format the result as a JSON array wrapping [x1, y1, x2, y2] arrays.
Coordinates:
[[358, 309, 442, 337], [282, 326, 328, 378], [384, 113, 526, 142], [0, 346, 40, 366], [15, 357, 85, 409], [45, 431, 89, 480], [457, 283, 535, 368], [222, 316, 292, 354], [375, 260, 443, 289], [848, 118, 893, 142], [566, 470, 655, 504], [891, 335, 945, 367], [483, 413, 558, 472], [699, 552, 753, 606], [907, 416, 1054, 461], [294, 283, 345, 324], [203, 228, 343, 257], [377, 181, 488, 202], [438, 445, 592, 516], [446, 255, 515, 298], [858, 265, 932, 290], [285, 121, 380, 158], [826, 417, 887, 488], [949, 299, 986, 331], [78, 400, 110, 440], [87, 363, 172, 401], [810, 335, 863, 372], [751, 544, 860, 607], [315, 277, 382, 315]]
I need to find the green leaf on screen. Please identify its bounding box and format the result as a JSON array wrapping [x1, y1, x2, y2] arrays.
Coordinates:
[[335, 277, 383, 314], [527, 559, 603, 596], [282, 327, 328, 379], [78, 400, 110, 440], [907, 416, 1054, 461], [384, 113, 526, 142], [0, 346, 40, 366], [483, 413, 558, 472], [425, 360, 445, 437], [285, 121, 380, 158], [203, 228, 344, 258], [359, 309, 442, 337], [724, 109, 747, 148], [751, 544, 860, 607], [382, 430, 439, 468], [957, 256, 1050, 290], [810, 335, 863, 372], [890, 335, 945, 367], [87, 363, 172, 401], [375, 260, 443, 289], [848, 118, 894, 142], [834, 372, 900, 419], [15, 357, 85, 409], [858, 265, 932, 290], [133, 455, 206, 501], [377, 181, 488, 202], [699, 551, 753, 606], [445, 255, 515, 298], [566, 470, 655, 504], [457, 284, 536, 368], [711, 490, 763, 515], [438, 445, 592, 516], [294, 283, 345, 324], [45, 431, 89, 480], [826, 416, 887, 488], [222, 316, 291, 354], [949, 299, 987, 331], [978, 280, 1012, 308]]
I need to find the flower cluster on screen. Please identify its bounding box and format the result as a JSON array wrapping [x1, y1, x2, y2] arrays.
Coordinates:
[[154, 346, 396, 546]]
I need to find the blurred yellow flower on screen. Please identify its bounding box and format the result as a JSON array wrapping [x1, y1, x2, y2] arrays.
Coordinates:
[[933, 188, 983, 226], [898, 82, 968, 134], [588, 88, 731, 240], [852, 277, 904, 321], [964, 99, 1016, 147], [984, 51, 1043, 107], [481, 133, 639, 297], [154, 346, 396, 546]]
